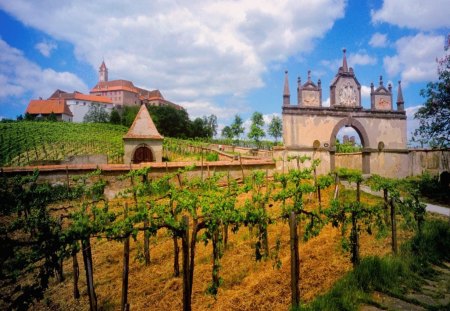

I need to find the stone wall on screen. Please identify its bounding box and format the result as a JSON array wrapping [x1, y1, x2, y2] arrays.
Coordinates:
[[2, 159, 275, 199]]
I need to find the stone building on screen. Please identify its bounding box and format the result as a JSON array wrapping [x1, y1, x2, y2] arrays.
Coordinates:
[[123, 104, 163, 163], [25, 98, 73, 121], [90, 61, 183, 110], [48, 90, 114, 122], [282, 49, 408, 177]]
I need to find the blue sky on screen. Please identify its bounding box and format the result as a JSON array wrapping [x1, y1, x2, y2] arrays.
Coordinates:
[[0, 0, 449, 142]]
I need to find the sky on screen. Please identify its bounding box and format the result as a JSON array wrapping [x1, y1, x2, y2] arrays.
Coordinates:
[[0, 0, 449, 143]]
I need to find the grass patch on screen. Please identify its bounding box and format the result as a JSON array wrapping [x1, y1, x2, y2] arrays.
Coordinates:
[[299, 218, 450, 311]]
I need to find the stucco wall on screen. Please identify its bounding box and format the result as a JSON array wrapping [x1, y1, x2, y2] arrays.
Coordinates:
[[123, 139, 163, 163], [283, 112, 407, 150]]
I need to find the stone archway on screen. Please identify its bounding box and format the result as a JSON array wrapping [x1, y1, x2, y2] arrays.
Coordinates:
[[133, 145, 153, 163], [329, 117, 371, 174]]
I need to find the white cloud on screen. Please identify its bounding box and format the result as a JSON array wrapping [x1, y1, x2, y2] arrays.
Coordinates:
[[322, 97, 330, 107], [321, 51, 376, 73], [178, 100, 241, 120], [0, 0, 346, 109], [0, 39, 88, 107], [383, 33, 445, 83], [35, 41, 57, 57], [405, 105, 422, 143], [348, 53, 377, 67], [371, 0, 450, 30], [369, 32, 388, 48], [361, 85, 371, 99]]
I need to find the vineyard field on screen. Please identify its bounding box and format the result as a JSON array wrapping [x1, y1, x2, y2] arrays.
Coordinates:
[[0, 122, 128, 166]]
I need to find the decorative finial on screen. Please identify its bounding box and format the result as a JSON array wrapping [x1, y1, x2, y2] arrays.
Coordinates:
[[342, 48, 348, 72], [379, 75, 383, 86], [307, 70, 311, 82]]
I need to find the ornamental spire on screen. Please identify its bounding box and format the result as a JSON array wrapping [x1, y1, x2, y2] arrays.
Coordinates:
[[396, 80, 404, 111], [342, 48, 348, 73], [283, 70, 290, 106]]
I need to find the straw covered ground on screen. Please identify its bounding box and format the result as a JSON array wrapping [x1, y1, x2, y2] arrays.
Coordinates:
[[34, 185, 411, 311]]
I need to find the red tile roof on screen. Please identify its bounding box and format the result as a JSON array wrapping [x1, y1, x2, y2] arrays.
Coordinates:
[[26, 99, 73, 116], [72, 93, 112, 103]]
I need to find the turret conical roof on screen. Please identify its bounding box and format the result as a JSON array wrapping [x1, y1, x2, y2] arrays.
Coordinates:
[[123, 104, 163, 140]]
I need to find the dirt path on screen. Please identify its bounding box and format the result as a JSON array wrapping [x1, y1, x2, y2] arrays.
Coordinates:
[[360, 262, 450, 311]]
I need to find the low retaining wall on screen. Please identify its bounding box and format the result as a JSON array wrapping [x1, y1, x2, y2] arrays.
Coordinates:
[[1, 159, 275, 199]]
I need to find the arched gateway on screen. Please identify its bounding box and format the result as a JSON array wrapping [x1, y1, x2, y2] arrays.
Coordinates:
[[282, 50, 408, 176]]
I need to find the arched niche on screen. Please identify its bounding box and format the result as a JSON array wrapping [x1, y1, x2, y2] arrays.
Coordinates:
[[329, 117, 371, 174], [132, 144, 154, 163]]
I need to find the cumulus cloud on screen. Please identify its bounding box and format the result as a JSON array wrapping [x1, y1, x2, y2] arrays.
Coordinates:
[[383, 33, 445, 83], [0, 0, 346, 109], [322, 97, 330, 107], [348, 52, 377, 67], [361, 85, 371, 98], [371, 0, 450, 30], [369, 32, 388, 47], [405, 105, 422, 144], [35, 40, 57, 57], [321, 51, 376, 72], [0, 39, 88, 107], [178, 99, 241, 120]]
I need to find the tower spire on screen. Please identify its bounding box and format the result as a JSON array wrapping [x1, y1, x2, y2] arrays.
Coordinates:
[[283, 70, 290, 106], [342, 48, 348, 72], [396, 81, 404, 111], [99, 60, 108, 82]]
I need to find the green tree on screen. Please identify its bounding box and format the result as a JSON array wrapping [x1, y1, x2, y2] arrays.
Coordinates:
[[190, 117, 208, 138], [148, 105, 191, 138], [247, 112, 265, 148], [268, 115, 282, 143], [221, 125, 234, 139], [83, 103, 110, 123], [121, 106, 140, 127], [230, 114, 245, 142], [413, 52, 450, 148], [204, 114, 217, 138], [48, 112, 57, 122], [109, 108, 121, 124]]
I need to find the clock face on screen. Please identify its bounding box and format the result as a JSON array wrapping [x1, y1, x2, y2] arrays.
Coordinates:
[[338, 81, 357, 106]]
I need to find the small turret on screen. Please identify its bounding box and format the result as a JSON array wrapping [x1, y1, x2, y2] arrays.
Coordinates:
[[396, 81, 404, 111], [283, 70, 290, 106]]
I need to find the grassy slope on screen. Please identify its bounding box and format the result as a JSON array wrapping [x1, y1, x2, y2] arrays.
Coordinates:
[[0, 122, 128, 166]]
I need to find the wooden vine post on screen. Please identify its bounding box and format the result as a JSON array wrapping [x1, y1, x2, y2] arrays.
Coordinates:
[[71, 244, 80, 299], [81, 237, 97, 311], [181, 216, 191, 311], [289, 211, 300, 308], [121, 203, 130, 311], [390, 197, 397, 254]]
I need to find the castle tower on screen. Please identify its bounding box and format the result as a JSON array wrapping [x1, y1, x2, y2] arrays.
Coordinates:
[[99, 61, 108, 82]]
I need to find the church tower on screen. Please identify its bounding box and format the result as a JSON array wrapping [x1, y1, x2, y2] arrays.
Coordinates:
[[99, 61, 108, 82]]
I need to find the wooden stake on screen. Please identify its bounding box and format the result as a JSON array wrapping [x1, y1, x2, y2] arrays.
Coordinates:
[[289, 212, 300, 308]]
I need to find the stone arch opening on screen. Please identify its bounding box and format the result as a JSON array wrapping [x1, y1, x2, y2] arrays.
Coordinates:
[[132, 144, 154, 163], [330, 117, 371, 174]]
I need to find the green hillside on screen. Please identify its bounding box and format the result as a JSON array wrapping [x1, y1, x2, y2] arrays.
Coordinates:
[[0, 122, 128, 166]]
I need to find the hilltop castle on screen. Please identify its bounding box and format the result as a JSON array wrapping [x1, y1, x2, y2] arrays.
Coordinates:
[[90, 61, 183, 110]]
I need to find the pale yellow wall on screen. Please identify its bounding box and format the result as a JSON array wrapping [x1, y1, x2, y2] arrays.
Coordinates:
[[123, 139, 163, 163], [283, 114, 407, 150]]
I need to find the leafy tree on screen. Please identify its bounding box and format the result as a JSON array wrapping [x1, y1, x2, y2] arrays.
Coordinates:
[[203, 114, 217, 138], [190, 117, 208, 138], [268, 115, 282, 143], [24, 112, 35, 121], [48, 112, 57, 122], [109, 108, 121, 124], [247, 112, 265, 148], [121, 106, 140, 127], [221, 125, 234, 139], [230, 114, 245, 142], [413, 52, 450, 148], [83, 103, 110, 123], [148, 105, 191, 138]]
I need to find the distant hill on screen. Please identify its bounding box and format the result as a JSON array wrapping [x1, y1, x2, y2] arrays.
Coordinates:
[[0, 121, 128, 166]]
